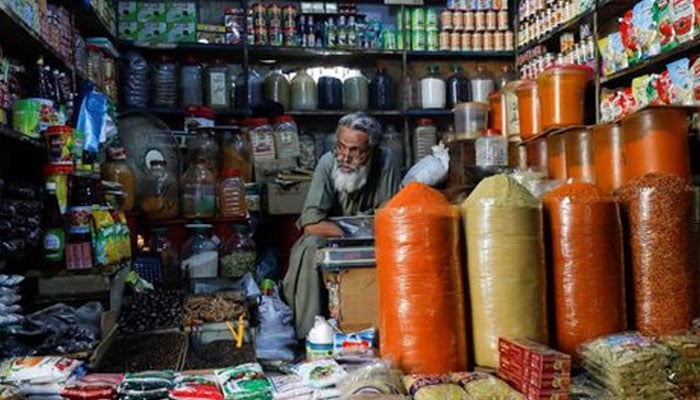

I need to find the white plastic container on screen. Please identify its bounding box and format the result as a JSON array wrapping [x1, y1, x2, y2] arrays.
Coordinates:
[[454, 102, 489, 139], [306, 316, 334, 360], [420, 65, 446, 109], [475, 128, 508, 167]]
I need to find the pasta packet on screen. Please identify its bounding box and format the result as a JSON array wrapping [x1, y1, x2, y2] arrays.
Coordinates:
[[402, 375, 472, 400], [451, 372, 524, 400]]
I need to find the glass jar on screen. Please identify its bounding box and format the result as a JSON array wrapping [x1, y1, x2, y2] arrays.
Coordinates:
[[420, 65, 446, 109], [413, 118, 437, 161], [475, 129, 508, 167], [343, 72, 369, 111], [318, 76, 343, 110], [446, 65, 470, 109], [502, 80, 524, 138], [219, 225, 257, 279], [181, 224, 219, 279], [141, 160, 179, 220], [180, 57, 204, 107], [152, 56, 178, 107], [219, 126, 254, 182], [205, 59, 232, 110], [291, 69, 317, 111], [489, 91, 507, 134], [101, 147, 136, 212], [515, 80, 541, 140], [181, 158, 217, 219], [43, 163, 74, 214], [188, 128, 221, 178], [264, 68, 291, 110], [369, 67, 395, 110], [470, 65, 495, 103], [236, 68, 264, 110], [244, 118, 276, 161], [148, 227, 180, 282], [496, 64, 518, 91], [273, 115, 300, 159], [218, 169, 248, 219], [380, 124, 404, 171], [299, 133, 317, 169]]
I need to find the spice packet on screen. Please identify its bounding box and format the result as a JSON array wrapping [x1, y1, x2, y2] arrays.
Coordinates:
[[633, 0, 661, 59], [215, 363, 272, 400], [672, 0, 697, 43], [667, 58, 693, 105], [632, 74, 653, 109], [292, 359, 346, 389], [654, 0, 677, 51], [403, 375, 470, 400], [451, 371, 525, 399], [608, 32, 629, 74], [597, 36, 614, 77], [620, 10, 641, 65], [691, 56, 700, 104]]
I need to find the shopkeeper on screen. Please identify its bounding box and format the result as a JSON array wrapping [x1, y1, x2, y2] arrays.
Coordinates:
[[283, 112, 401, 339]]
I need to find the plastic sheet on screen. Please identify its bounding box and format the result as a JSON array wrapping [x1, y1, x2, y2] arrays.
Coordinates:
[[460, 175, 548, 369], [376, 182, 467, 374], [543, 183, 627, 357], [617, 173, 698, 336]]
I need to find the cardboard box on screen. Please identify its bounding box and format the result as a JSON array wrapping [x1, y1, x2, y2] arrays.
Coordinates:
[[118, 21, 138, 40], [137, 22, 168, 43], [137, 3, 166, 22], [166, 2, 196, 23], [324, 267, 378, 332], [117, 1, 138, 22], [254, 158, 298, 183], [166, 22, 196, 43], [265, 181, 310, 215]]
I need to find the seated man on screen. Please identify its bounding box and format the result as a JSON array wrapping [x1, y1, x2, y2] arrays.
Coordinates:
[[282, 112, 401, 339]]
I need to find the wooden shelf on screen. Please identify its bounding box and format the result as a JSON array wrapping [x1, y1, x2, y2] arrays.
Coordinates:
[[0, 125, 45, 150], [72, 1, 116, 40], [517, 7, 595, 54], [405, 109, 454, 117], [407, 50, 515, 59], [122, 106, 251, 119], [287, 110, 402, 117]]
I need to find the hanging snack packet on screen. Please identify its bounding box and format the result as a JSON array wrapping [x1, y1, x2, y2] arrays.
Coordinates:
[[215, 363, 272, 400]]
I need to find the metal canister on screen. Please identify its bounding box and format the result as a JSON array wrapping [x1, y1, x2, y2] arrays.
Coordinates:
[[450, 30, 461, 51], [426, 8, 438, 29], [452, 11, 464, 30], [497, 9, 509, 30], [493, 0, 505, 9], [269, 17, 281, 29], [486, 10, 497, 30], [254, 25, 268, 45], [456, 0, 468, 10], [494, 30, 505, 50], [474, 11, 486, 31], [463, 11, 474, 30], [483, 31, 494, 50], [472, 31, 483, 51], [426, 28, 439, 51], [461, 31, 471, 51], [439, 30, 451, 50], [478, 0, 492, 9], [268, 26, 282, 46], [441, 10, 453, 30], [282, 5, 297, 30], [505, 31, 514, 50], [253, 15, 266, 29], [411, 29, 426, 50], [412, 8, 425, 30]]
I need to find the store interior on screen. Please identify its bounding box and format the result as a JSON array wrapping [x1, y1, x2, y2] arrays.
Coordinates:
[[1, 0, 700, 399]]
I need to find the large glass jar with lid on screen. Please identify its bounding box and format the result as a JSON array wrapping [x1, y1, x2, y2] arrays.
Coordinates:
[[471, 64, 495, 103], [205, 59, 232, 110], [141, 160, 179, 220], [188, 127, 221, 178], [264, 68, 291, 110], [291, 69, 317, 110], [152, 55, 177, 107], [219, 224, 257, 279], [181, 224, 218, 279], [420, 64, 446, 109], [101, 147, 136, 211], [218, 126, 253, 182], [181, 158, 217, 219], [218, 169, 247, 219], [343, 71, 369, 111]]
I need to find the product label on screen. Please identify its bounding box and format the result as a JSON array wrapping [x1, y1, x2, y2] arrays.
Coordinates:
[[305, 342, 333, 359], [43, 229, 65, 262], [208, 72, 228, 106], [504, 90, 520, 135], [68, 206, 93, 234]]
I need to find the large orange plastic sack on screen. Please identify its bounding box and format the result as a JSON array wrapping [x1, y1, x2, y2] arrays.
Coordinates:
[[376, 182, 468, 374]]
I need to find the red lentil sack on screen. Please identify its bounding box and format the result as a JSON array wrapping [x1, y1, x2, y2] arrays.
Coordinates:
[[376, 182, 468, 374], [543, 182, 627, 358], [617, 173, 698, 336], [460, 174, 548, 369]]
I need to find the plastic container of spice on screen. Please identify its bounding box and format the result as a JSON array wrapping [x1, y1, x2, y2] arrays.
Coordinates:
[[446, 65, 470, 109], [43, 163, 74, 214], [205, 59, 232, 110], [142, 160, 179, 220], [264, 68, 291, 110], [220, 224, 256, 279], [475, 128, 508, 167], [515, 80, 541, 140], [537, 65, 592, 129], [546, 133, 567, 180], [420, 65, 446, 109], [621, 107, 691, 183], [502, 80, 523, 138], [181, 223, 219, 279], [454, 102, 489, 139], [273, 115, 300, 159], [343, 71, 369, 111], [564, 127, 594, 184], [235, 68, 264, 110], [218, 125, 253, 183], [369, 67, 395, 110], [470, 65, 495, 103], [526, 137, 548, 174], [101, 147, 136, 211], [317, 76, 343, 110], [413, 118, 437, 161], [188, 128, 221, 179], [181, 158, 217, 220], [152, 56, 178, 107], [488, 91, 507, 134], [244, 118, 276, 161], [218, 169, 247, 219], [291, 69, 317, 111], [592, 123, 624, 195]]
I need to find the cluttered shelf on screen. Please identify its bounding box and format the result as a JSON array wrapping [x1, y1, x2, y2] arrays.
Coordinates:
[[405, 108, 454, 117], [0, 125, 45, 150], [517, 7, 595, 54], [407, 50, 515, 59], [600, 40, 700, 86], [118, 41, 246, 59], [71, 1, 117, 40], [249, 45, 403, 60], [121, 106, 251, 119], [287, 110, 402, 117]]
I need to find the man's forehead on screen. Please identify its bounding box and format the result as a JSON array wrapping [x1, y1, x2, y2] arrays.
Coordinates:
[[337, 127, 369, 144]]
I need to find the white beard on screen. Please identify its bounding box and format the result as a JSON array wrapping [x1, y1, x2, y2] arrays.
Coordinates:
[[333, 163, 369, 194]]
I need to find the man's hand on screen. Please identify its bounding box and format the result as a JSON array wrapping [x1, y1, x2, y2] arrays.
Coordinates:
[[303, 221, 344, 238]]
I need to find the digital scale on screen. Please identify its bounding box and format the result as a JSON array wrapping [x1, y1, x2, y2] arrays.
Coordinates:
[[316, 216, 376, 270]]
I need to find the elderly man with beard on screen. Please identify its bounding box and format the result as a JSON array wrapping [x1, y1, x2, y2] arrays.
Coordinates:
[[282, 112, 401, 339]]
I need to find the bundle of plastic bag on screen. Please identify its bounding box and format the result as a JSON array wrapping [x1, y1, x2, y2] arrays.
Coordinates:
[[400, 143, 449, 187], [169, 375, 223, 400], [0, 275, 24, 327], [338, 361, 404, 398], [255, 283, 296, 362], [61, 374, 123, 400]]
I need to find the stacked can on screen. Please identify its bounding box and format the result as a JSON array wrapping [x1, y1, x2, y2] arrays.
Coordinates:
[[437, 1, 514, 52], [248, 3, 299, 46], [282, 5, 297, 46], [398, 8, 440, 51]]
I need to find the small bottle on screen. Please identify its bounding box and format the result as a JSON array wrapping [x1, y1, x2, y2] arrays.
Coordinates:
[[42, 182, 65, 271]]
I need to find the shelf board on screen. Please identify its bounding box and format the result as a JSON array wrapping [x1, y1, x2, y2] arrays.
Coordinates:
[[119, 41, 245, 59], [405, 108, 453, 117], [122, 106, 251, 119], [407, 50, 515, 59], [287, 110, 402, 117], [249, 45, 403, 61], [517, 7, 595, 54], [600, 40, 700, 86], [0, 3, 74, 73], [72, 1, 116, 40], [0, 125, 45, 150], [142, 216, 249, 226]]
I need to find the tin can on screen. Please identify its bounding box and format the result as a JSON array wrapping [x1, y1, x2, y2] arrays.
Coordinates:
[[253, 15, 266, 29], [439, 30, 451, 50], [494, 30, 505, 50], [283, 28, 296, 46], [486, 10, 497, 30], [382, 28, 397, 49], [269, 17, 281, 29], [426, 28, 439, 51], [461, 31, 471, 51], [464, 11, 475, 30], [251, 3, 265, 20], [441, 10, 453, 29], [450, 30, 461, 51], [452, 11, 464, 30], [493, 0, 504, 9], [478, 0, 492, 9], [472, 31, 483, 50], [412, 8, 425, 30], [268, 26, 282, 46], [282, 5, 297, 29], [266, 4, 281, 21], [474, 11, 486, 31], [426, 8, 438, 29], [254, 25, 268, 45], [456, 0, 468, 10], [397, 30, 405, 50], [411, 29, 425, 50], [505, 30, 514, 50], [483, 31, 494, 50], [497, 9, 509, 30]]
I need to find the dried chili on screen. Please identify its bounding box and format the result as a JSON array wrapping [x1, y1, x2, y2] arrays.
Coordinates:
[[543, 182, 627, 357]]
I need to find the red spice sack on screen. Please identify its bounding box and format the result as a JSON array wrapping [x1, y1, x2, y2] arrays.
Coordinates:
[[376, 182, 468, 374]]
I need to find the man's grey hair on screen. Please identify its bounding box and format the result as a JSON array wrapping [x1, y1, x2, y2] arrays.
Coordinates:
[[336, 112, 383, 147]]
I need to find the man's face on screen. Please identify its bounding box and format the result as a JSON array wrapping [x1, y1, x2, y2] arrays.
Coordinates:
[[334, 127, 370, 173]]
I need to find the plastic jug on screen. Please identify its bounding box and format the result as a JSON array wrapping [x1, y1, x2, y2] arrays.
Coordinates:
[[369, 67, 395, 110], [306, 316, 334, 359], [318, 76, 343, 110], [291, 69, 318, 110], [470, 65, 495, 103], [343, 72, 369, 110]]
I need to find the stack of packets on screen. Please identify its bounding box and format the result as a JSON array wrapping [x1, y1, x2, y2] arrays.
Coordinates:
[[579, 333, 676, 399], [61, 374, 123, 400], [0, 357, 84, 400], [659, 333, 700, 398], [498, 338, 572, 400]]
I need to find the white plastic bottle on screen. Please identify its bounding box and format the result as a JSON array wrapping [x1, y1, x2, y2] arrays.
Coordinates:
[[306, 316, 334, 359]]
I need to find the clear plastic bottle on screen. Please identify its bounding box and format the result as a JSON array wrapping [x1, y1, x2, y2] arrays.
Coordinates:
[[420, 65, 446, 109], [188, 128, 221, 179], [471, 65, 495, 103], [235, 68, 264, 110], [402, 66, 420, 109], [219, 224, 257, 279], [380, 124, 404, 171], [218, 168, 247, 219], [343, 71, 369, 111], [291, 69, 318, 110], [369, 67, 395, 110], [122, 51, 150, 108], [273, 115, 301, 159], [180, 57, 204, 107], [264, 68, 291, 110], [181, 158, 217, 219], [413, 118, 437, 161], [219, 126, 254, 182], [205, 59, 231, 110], [446, 65, 470, 109], [475, 128, 508, 167], [141, 160, 179, 220], [181, 224, 218, 279], [152, 55, 177, 107]]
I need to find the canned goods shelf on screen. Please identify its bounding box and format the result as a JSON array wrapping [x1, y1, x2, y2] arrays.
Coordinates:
[[407, 50, 514, 59], [248, 45, 403, 61], [516, 6, 595, 55]]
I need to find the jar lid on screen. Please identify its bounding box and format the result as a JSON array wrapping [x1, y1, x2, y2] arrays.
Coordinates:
[[482, 128, 501, 136], [488, 91, 501, 100], [150, 160, 167, 168], [221, 168, 242, 178], [244, 117, 270, 126], [43, 162, 74, 175], [418, 118, 434, 126], [108, 147, 127, 160], [45, 125, 73, 134], [274, 115, 295, 123], [515, 80, 537, 91]]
